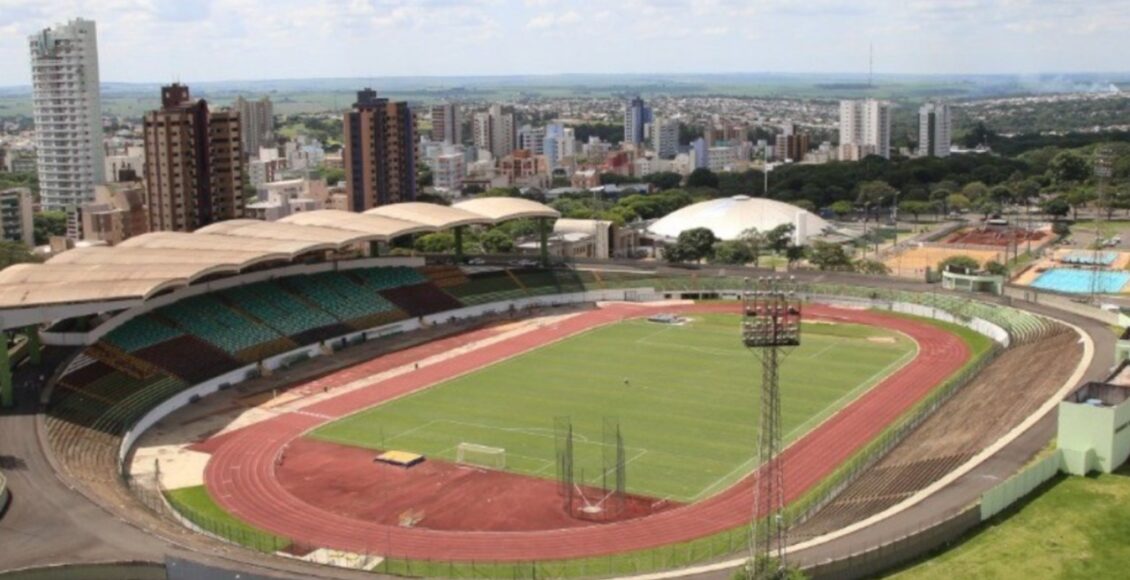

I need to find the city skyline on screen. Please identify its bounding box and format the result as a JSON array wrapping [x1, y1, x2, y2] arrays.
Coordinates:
[[2, 0, 1130, 87]]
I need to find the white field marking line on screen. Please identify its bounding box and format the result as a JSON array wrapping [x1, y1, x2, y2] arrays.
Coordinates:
[[690, 328, 919, 502], [438, 418, 651, 454]]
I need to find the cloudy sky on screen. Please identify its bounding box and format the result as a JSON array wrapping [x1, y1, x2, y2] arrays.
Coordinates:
[[0, 0, 1126, 86]]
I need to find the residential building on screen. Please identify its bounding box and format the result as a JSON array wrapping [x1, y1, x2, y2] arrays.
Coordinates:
[[472, 105, 516, 159], [5, 149, 37, 174], [707, 146, 739, 172], [143, 83, 244, 232], [0, 188, 35, 246], [430, 103, 462, 145], [918, 102, 952, 158], [104, 145, 143, 182], [234, 96, 274, 158], [498, 150, 550, 188], [29, 18, 105, 212], [81, 182, 147, 245], [839, 99, 891, 160], [433, 153, 466, 191], [517, 125, 546, 156], [652, 118, 679, 159], [572, 169, 600, 189], [245, 178, 328, 221], [343, 88, 417, 211], [774, 122, 810, 162], [623, 96, 652, 146]]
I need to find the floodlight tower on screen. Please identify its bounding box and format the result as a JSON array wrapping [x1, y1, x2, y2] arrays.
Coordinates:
[[742, 276, 802, 577], [1092, 148, 1113, 302]]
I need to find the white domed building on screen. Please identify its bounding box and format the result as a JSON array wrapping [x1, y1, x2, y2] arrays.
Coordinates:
[[648, 195, 831, 245]]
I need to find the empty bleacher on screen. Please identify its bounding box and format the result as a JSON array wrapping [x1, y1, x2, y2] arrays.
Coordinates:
[[381, 283, 464, 317], [444, 270, 527, 305], [280, 272, 401, 328], [102, 315, 184, 353], [351, 266, 427, 291], [220, 281, 339, 338], [157, 295, 287, 360]]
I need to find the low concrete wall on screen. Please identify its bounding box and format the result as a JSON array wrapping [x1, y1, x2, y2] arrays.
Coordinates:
[[980, 451, 1062, 520]]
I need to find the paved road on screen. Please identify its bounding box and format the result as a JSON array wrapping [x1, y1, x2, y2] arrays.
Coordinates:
[[0, 272, 1113, 578]]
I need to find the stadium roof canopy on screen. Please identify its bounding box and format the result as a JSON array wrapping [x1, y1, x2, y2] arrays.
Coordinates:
[[0, 200, 559, 314], [648, 195, 831, 243]]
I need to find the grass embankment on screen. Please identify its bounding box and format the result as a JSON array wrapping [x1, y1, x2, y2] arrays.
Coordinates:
[[889, 464, 1130, 579]]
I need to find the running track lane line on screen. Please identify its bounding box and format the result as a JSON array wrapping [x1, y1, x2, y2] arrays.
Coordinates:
[[202, 304, 969, 561]]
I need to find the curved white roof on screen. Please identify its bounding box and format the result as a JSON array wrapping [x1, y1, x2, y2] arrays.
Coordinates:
[[453, 197, 560, 222], [648, 196, 831, 242], [0, 200, 560, 311]]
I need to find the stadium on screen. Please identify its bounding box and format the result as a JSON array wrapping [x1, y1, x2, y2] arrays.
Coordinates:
[[0, 199, 1103, 579]]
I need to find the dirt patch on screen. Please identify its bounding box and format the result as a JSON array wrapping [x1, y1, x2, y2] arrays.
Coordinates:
[[275, 438, 678, 532]]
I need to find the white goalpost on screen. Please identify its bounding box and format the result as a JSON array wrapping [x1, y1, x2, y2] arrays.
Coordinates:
[[455, 442, 506, 469]]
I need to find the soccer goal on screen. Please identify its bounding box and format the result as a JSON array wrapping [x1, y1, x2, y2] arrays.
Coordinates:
[[455, 442, 506, 470]]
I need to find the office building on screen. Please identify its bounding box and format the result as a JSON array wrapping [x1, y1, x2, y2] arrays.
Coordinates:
[[624, 96, 653, 146], [430, 103, 462, 145], [234, 96, 274, 158], [0, 188, 35, 246], [343, 88, 417, 211], [774, 122, 810, 162], [839, 99, 891, 161], [652, 118, 679, 159], [918, 102, 952, 158], [29, 18, 105, 211], [143, 83, 244, 232], [433, 153, 466, 191]]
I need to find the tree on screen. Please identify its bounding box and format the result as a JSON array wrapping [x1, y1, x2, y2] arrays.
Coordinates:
[[0, 241, 40, 270], [642, 171, 682, 190], [856, 180, 897, 222], [667, 227, 718, 263], [1064, 187, 1096, 220], [939, 254, 981, 273], [322, 167, 346, 186], [855, 259, 891, 275], [740, 228, 765, 264], [33, 211, 67, 245], [785, 245, 807, 269], [1040, 196, 1070, 218], [686, 168, 720, 189], [765, 223, 795, 254], [984, 261, 1010, 277], [1048, 151, 1090, 184], [898, 200, 933, 223], [413, 232, 455, 253], [479, 229, 514, 254], [711, 240, 754, 265], [480, 187, 521, 198], [830, 200, 854, 219], [793, 199, 816, 213], [946, 193, 971, 213], [416, 162, 434, 189], [808, 241, 853, 271], [961, 181, 989, 201]]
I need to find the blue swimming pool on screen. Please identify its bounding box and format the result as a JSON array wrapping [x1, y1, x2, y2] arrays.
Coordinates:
[[1031, 268, 1130, 294]]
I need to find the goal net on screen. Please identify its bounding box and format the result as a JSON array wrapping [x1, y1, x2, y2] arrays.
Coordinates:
[[455, 443, 506, 470]]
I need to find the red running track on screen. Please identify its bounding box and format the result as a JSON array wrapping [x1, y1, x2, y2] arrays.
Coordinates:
[[202, 303, 970, 561]]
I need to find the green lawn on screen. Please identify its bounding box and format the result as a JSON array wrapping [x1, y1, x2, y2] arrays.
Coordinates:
[[310, 314, 916, 502], [889, 465, 1130, 579], [165, 485, 288, 553]]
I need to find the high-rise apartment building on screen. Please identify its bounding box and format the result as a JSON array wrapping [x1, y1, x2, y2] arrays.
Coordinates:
[[29, 18, 105, 212], [624, 97, 652, 146], [918, 102, 952, 158], [234, 96, 274, 158], [652, 118, 679, 159], [343, 88, 417, 212], [143, 84, 244, 232], [839, 99, 891, 161], [472, 105, 516, 159], [430, 103, 462, 145], [774, 122, 810, 162]]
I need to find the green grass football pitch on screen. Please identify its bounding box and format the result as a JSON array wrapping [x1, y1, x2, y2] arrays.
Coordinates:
[[310, 313, 916, 502]]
